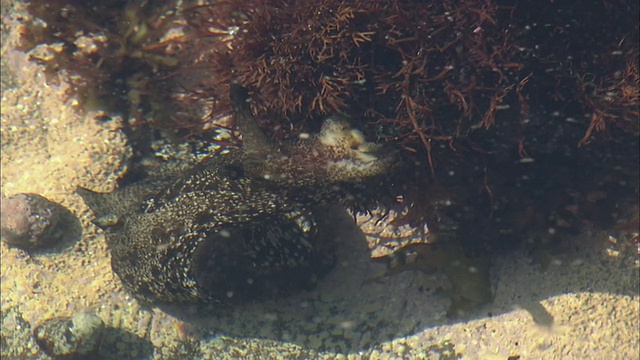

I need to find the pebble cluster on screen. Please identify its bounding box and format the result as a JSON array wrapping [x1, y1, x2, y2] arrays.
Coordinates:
[[1, 307, 106, 359]]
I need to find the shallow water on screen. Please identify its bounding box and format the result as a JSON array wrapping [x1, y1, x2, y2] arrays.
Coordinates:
[[1, 1, 639, 359]]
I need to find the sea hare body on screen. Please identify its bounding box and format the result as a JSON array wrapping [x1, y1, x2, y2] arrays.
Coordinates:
[[79, 85, 395, 304]]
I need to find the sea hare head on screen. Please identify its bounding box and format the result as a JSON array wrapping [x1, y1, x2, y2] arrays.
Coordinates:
[[250, 116, 397, 189], [231, 83, 397, 190]]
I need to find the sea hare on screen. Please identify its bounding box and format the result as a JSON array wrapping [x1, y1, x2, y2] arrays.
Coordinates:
[[79, 84, 396, 304]]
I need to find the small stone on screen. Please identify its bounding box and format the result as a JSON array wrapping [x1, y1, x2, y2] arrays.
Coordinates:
[[1, 193, 75, 250], [33, 312, 105, 358]]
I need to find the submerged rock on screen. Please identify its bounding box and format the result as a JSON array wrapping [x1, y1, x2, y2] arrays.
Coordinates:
[[79, 84, 397, 304], [33, 312, 105, 359], [373, 242, 493, 317], [1, 193, 76, 250], [0, 307, 40, 359]]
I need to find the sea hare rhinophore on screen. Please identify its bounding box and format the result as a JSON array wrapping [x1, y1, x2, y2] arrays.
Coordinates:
[[79, 84, 396, 304]]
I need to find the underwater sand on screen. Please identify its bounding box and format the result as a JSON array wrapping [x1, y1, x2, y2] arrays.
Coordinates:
[[1, 5, 639, 360]]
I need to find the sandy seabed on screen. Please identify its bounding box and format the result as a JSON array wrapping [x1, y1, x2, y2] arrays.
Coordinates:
[[1, 4, 639, 360]]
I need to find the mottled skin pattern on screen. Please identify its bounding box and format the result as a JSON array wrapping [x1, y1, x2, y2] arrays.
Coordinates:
[[79, 85, 396, 304]]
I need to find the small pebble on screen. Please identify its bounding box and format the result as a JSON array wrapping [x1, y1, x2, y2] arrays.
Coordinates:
[[1, 193, 74, 250], [33, 312, 105, 358]]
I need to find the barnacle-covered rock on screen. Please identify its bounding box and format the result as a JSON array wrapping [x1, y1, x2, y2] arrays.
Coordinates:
[[79, 84, 397, 304], [33, 312, 105, 359], [1, 193, 76, 250]]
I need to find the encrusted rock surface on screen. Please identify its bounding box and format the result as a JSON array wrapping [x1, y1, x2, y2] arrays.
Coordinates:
[[33, 312, 105, 359]]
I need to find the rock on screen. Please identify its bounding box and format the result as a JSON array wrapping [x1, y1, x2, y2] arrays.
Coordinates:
[[0, 307, 41, 359], [33, 312, 105, 359], [372, 242, 493, 317], [1, 193, 75, 250]]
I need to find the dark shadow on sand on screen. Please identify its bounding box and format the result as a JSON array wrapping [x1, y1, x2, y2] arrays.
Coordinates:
[[154, 204, 638, 354]]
